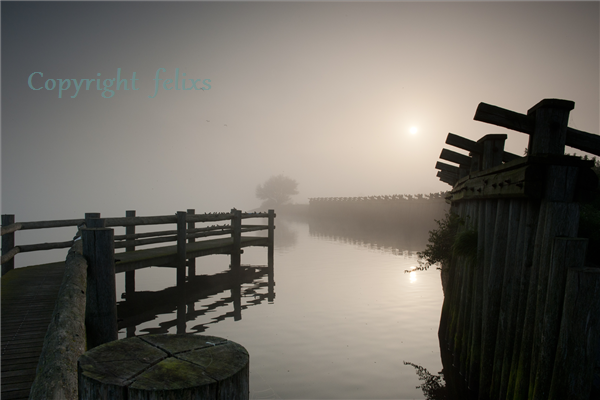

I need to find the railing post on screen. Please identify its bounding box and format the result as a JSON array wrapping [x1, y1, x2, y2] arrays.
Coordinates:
[[176, 211, 187, 288], [125, 210, 136, 294], [230, 209, 241, 269], [268, 209, 275, 266], [2, 214, 15, 275], [187, 209, 196, 277], [82, 219, 117, 349]]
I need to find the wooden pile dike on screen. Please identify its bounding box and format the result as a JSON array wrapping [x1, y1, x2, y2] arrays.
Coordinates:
[[436, 98, 600, 400]]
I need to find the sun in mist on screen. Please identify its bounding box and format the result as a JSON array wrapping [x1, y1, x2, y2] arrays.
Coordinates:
[[409, 126, 418, 135]]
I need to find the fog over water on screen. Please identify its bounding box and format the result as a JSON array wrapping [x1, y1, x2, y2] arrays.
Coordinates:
[[2, 2, 599, 267]]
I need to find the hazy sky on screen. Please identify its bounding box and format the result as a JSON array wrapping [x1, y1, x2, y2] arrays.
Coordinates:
[[2, 1, 599, 222]]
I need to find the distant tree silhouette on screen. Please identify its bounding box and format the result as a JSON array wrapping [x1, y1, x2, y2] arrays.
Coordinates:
[[256, 175, 299, 207]]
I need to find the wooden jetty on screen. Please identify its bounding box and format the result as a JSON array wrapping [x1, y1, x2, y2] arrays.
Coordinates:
[[0, 208, 275, 400], [1, 262, 65, 400], [435, 98, 600, 400]]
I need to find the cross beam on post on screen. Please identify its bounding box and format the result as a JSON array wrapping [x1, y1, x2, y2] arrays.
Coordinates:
[[474, 99, 600, 156]]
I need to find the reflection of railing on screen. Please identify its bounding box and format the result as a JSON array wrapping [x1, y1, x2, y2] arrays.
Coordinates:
[[118, 265, 275, 336]]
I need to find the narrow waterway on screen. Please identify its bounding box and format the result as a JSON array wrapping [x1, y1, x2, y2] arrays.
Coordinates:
[[116, 215, 447, 399]]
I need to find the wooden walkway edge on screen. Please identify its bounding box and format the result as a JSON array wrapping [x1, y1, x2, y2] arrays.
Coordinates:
[[114, 236, 270, 273], [1, 262, 66, 400]]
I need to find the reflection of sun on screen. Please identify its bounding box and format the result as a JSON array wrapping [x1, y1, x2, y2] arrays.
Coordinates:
[[409, 266, 417, 283], [409, 126, 418, 135]]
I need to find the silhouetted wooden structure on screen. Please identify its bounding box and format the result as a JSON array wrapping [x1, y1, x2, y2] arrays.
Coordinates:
[[1, 208, 275, 400], [436, 98, 600, 400]]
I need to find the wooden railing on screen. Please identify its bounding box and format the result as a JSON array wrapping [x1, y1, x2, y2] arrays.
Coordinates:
[[1, 209, 275, 275]]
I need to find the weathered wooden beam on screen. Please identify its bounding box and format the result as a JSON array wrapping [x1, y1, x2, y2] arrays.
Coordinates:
[[436, 161, 460, 175], [474, 101, 600, 156], [30, 240, 87, 400], [18, 219, 84, 230], [448, 164, 545, 202], [437, 171, 457, 186], [1, 223, 22, 236], [0, 246, 20, 265], [440, 148, 472, 167], [446, 133, 483, 154], [18, 241, 74, 252]]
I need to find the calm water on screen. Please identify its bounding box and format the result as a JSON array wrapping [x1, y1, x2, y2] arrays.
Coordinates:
[[115, 216, 446, 399]]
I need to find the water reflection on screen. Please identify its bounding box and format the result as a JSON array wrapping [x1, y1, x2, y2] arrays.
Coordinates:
[[308, 216, 438, 254], [117, 265, 275, 336]]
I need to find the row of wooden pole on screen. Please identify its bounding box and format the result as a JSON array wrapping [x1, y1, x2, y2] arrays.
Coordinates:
[[440, 196, 599, 400]]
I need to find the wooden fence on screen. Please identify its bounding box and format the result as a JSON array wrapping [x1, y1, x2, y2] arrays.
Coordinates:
[[309, 193, 448, 226], [436, 98, 600, 400]]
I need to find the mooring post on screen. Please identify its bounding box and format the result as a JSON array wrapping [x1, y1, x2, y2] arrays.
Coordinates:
[[1, 214, 15, 275], [230, 209, 241, 269], [187, 209, 196, 277], [77, 334, 250, 399], [82, 219, 117, 349], [176, 211, 187, 288]]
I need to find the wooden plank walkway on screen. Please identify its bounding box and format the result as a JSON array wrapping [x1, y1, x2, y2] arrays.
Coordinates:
[[0, 235, 269, 399], [1, 262, 65, 400]]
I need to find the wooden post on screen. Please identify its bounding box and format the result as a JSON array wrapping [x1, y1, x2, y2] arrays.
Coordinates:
[[479, 198, 510, 395], [268, 209, 275, 268], [533, 238, 587, 399], [85, 212, 101, 227], [267, 209, 275, 303], [529, 202, 579, 398], [230, 209, 241, 269], [187, 209, 196, 277], [176, 211, 187, 288], [511, 201, 548, 400], [548, 267, 600, 400], [504, 200, 539, 400], [82, 222, 117, 349], [490, 199, 522, 399], [478, 134, 507, 170], [467, 199, 486, 391], [78, 334, 250, 399], [527, 99, 574, 156], [2, 214, 15, 275], [125, 210, 136, 294], [125, 210, 136, 338]]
